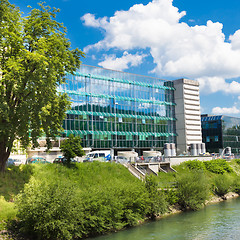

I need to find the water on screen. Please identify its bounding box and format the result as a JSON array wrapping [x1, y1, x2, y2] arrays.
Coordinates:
[[89, 198, 240, 240]]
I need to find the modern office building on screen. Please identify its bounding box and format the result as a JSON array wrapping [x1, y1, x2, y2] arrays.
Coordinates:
[[174, 79, 202, 154], [201, 114, 240, 154], [59, 64, 202, 155]]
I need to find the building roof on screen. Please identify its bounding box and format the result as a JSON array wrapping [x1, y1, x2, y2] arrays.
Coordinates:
[[201, 115, 223, 121]]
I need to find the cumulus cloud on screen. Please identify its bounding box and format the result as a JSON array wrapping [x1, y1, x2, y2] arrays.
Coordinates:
[[98, 51, 147, 71], [82, 0, 240, 94], [197, 77, 240, 94], [212, 106, 240, 115], [230, 30, 240, 50], [81, 13, 108, 28]]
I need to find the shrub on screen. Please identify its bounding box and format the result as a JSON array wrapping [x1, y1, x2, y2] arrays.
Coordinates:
[[145, 175, 168, 217], [232, 176, 240, 194], [164, 189, 179, 206], [213, 174, 233, 197], [176, 170, 209, 210], [234, 159, 240, 165], [16, 180, 84, 240], [204, 159, 233, 174], [16, 163, 154, 239], [184, 160, 206, 171]]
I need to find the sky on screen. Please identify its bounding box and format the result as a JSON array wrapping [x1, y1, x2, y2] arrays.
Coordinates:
[[10, 0, 240, 117]]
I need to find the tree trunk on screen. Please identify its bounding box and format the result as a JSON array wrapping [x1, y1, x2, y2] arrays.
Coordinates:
[[0, 143, 11, 173]]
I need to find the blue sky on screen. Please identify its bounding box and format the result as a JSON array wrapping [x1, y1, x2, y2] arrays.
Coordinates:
[[11, 0, 240, 117]]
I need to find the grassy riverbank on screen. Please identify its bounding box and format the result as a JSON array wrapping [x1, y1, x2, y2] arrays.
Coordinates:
[[1, 159, 240, 239]]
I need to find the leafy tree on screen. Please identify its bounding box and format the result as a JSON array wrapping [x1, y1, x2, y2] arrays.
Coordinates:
[[60, 134, 85, 164], [0, 1, 84, 172]]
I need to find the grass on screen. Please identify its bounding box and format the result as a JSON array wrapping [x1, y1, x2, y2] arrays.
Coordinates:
[[0, 164, 34, 232], [0, 165, 33, 201], [0, 159, 240, 239], [0, 197, 17, 230]]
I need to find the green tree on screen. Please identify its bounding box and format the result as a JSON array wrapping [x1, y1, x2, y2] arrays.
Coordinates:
[[60, 134, 85, 164], [0, 1, 84, 172]]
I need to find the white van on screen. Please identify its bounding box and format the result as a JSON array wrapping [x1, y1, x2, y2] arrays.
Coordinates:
[[83, 150, 111, 162]]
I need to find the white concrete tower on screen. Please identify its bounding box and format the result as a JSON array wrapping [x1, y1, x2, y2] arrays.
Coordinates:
[[173, 78, 202, 154]]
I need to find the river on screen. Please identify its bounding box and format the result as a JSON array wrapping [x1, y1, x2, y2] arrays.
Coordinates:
[[89, 197, 240, 240]]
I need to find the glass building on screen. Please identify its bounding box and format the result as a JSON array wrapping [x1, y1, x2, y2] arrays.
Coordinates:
[[59, 65, 177, 153], [201, 115, 240, 154]]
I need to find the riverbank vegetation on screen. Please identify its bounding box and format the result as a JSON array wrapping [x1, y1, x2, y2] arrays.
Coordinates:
[[1, 159, 240, 239]]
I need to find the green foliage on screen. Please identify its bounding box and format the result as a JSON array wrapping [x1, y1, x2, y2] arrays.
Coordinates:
[[184, 160, 206, 171], [0, 0, 84, 171], [60, 134, 85, 164], [0, 196, 17, 223], [234, 159, 240, 165], [164, 189, 179, 206], [2, 159, 240, 239], [204, 159, 233, 174], [157, 171, 176, 189], [0, 164, 34, 201], [16, 163, 163, 239], [232, 175, 240, 194], [176, 170, 209, 210], [213, 174, 233, 197], [16, 180, 84, 239], [145, 175, 168, 217]]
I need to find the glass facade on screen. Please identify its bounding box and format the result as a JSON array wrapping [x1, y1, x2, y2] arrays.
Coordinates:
[[59, 65, 177, 150], [201, 115, 240, 154]]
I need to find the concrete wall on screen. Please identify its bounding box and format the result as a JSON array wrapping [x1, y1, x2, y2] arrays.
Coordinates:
[[165, 156, 212, 165]]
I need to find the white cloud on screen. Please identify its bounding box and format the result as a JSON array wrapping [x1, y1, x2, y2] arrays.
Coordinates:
[[82, 0, 240, 94], [229, 30, 240, 50], [98, 51, 147, 71], [212, 106, 240, 115], [81, 13, 108, 28], [197, 77, 240, 94]]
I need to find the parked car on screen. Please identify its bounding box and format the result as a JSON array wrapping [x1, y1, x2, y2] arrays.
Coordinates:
[[7, 158, 23, 166], [223, 153, 234, 160], [53, 157, 78, 164], [26, 156, 49, 164], [83, 151, 111, 162]]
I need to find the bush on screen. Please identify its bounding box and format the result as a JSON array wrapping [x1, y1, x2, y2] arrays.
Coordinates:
[[176, 170, 209, 210], [234, 159, 240, 165], [213, 174, 233, 197], [232, 176, 240, 194], [184, 160, 206, 171], [145, 175, 168, 218], [204, 159, 233, 174], [164, 189, 179, 206], [16, 180, 84, 240], [15, 163, 155, 239]]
